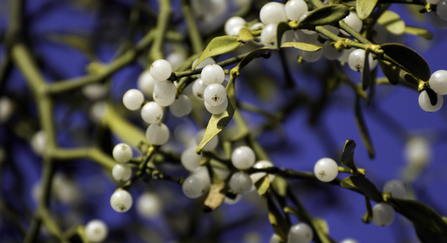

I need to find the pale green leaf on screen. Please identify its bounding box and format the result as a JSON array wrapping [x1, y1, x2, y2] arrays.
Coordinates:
[[193, 36, 241, 69], [405, 26, 434, 40], [255, 175, 270, 196], [281, 42, 322, 51], [196, 75, 236, 154], [357, 0, 378, 20], [238, 28, 254, 42], [377, 11, 405, 35]]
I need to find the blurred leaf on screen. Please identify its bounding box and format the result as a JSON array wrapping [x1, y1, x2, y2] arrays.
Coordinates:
[[313, 218, 330, 235], [105, 105, 147, 148], [362, 49, 372, 90], [299, 5, 350, 27], [236, 48, 270, 70], [276, 22, 291, 50], [390, 198, 447, 243], [255, 175, 270, 196], [378, 60, 400, 85], [196, 75, 236, 154], [381, 43, 430, 81], [267, 198, 289, 242], [405, 26, 433, 40], [281, 42, 322, 51], [238, 28, 254, 42], [204, 179, 226, 212], [47, 34, 95, 60], [354, 97, 375, 159], [426, 88, 438, 106], [357, 0, 378, 20], [340, 176, 383, 202], [443, 217, 447, 224], [377, 11, 405, 35], [341, 139, 357, 171], [193, 36, 241, 69], [271, 176, 288, 197], [362, 196, 373, 224], [403, 72, 420, 85]]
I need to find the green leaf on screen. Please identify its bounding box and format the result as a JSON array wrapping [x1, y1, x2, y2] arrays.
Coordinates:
[[105, 105, 147, 148], [238, 28, 254, 42], [236, 48, 271, 71], [378, 60, 400, 85], [381, 43, 431, 81], [354, 97, 375, 159], [196, 75, 236, 154], [341, 139, 357, 171], [426, 88, 438, 106], [276, 22, 291, 50], [390, 198, 447, 243], [356, 0, 378, 20], [377, 11, 406, 35], [47, 34, 95, 60], [255, 175, 270, 196], [267, 198, 289, 242], [281, 42, 322, 52], [271, 176, 288, 197], [299, 5, 350, 27], [193, 36, 242, 70], [340, 176, 383, 202], [203, 179, 226, 212], [362, 196, 373, 224], [362, 49, 372, 90], [405, 26, 434, 40]]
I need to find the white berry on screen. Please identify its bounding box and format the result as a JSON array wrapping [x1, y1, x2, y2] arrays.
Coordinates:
[[85, 220, 108, 242], [192, 79, 207, 100], [112, 143, 132, 163], [301, 48, 323, 63], [323, 40, 344, 60], [269, 234, 280, 243], [405, 136, 431, 165], [229, 172, 252, 194], [137, 70, 158, 97], [430, 12, 447, 29], [146, 123, 170, 145], [181, 147, 203, 171], [0, 97, 13, 123], [192, 58, 216, 78], [182, 175, 206, 198], [201, 64, 225, 85], [348, 49, 377, 72], [372, 202, 395, 226], [285, 0, 308, 21], [166, 52, 186, 70], [205, 96, 228, 114], [123, 89, 144, 111], [418, 90, 444, 112], [204, 84, 227, 106], [288, 223, 313, 243], [260, 2, 287, 25], [338, 48, 354, 63], [31, 130, 46, 156], [141, 101, 163, 124], [250, 160, 275, 184], [341, 239, 359, 243], [260, 23, 278, 49], [437, 0, 447, 20], [383, 179, 406, 199], [314, 158, 338, 182], [231, 146, 256, 170], [153, 91, 175, 107], [225, 16, 246, 36], [429, 70, 447, 95], [195, 129, 219, 151], [136, 192, 161, 218], [296, 30, 319, 44], [169, 95, 193, 117], [154, 80, 176, 99], [110, 189, 133, 213], [82, 83, 106, 100], [341, 12, 363, 35], [112, 164, 132, 182], [150, 59, 172, 81]]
